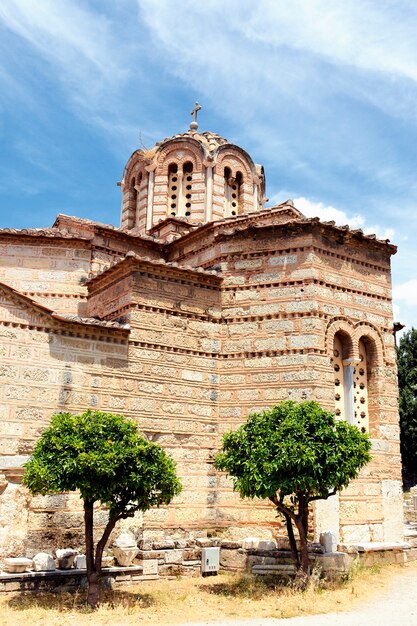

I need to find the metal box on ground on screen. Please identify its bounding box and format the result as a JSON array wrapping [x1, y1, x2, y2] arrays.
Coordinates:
[[201, 547, 220, 576]]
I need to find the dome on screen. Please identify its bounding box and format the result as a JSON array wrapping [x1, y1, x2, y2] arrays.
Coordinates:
[[119, 128, 266, 234], [154, 130, 229, 157]]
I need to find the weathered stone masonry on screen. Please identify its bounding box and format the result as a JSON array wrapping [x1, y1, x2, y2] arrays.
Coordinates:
[[0, 128, 404, 561]]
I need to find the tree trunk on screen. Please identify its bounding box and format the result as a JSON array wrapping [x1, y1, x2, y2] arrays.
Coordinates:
[[95, 516, 117, 572], [284, 512, 300, 570], [295, 496, 310, 576], [84, 499, 100, 609]]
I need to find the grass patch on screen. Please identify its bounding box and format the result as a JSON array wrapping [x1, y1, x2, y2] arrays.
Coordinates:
[[1, 561, 416, 626]]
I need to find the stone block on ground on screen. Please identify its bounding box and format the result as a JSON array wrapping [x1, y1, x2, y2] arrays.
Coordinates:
[[320, 531, 338, 553], [220, 549, 248, 570], [314, 552, 353, 575], [113, 546, 138, 567], [139, 559, 158, 576], [2, 557, 33, 573], [32, 552, 56, 571], [56, 549, 78, 570], [75, 554, 86, 569]]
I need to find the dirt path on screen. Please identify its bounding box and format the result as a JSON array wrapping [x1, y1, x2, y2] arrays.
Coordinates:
[[177, 565, 417, 626]]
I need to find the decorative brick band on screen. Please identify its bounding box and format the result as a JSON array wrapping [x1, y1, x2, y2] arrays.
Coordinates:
[[22, 292, 87, 300], [103, 302, 392, 335], [225, 278, 391, 302], [0, 320, 128, 344], [128, 338, 327, 360], [198, 244, 391, 274]]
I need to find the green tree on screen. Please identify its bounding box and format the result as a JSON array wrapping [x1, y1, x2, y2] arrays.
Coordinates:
[[23, 410, 182, 609], [398, 328, 417, 487], [214, 400, 371, 576]]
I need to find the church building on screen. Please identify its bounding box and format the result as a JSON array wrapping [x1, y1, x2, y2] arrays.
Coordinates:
[[0, 110, 404, 559]]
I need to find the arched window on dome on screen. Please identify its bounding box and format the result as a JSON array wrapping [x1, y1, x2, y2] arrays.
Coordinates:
[[126, 176, 138, 229], [166, 161, 193, 218], [167, 163, 178, 217], [183, 161, 193, 217], [235, 171, 243, 214], [224, 167, 243, 217]]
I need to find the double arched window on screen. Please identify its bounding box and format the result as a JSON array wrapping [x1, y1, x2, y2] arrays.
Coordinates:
[[167, 161, 194, 218], [332, 332, 370, 432]]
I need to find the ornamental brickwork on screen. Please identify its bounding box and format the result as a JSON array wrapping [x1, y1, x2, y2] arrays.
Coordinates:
[[0, 128, 403, 560]]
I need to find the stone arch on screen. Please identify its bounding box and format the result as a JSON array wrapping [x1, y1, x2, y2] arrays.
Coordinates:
[[353, 322, 385, 366], [121, 150, 147, 188], [352, 323, 385, 436], [154, 140, 204, 176], [214, 146, 254, 183], [325, 318, 357, 361]]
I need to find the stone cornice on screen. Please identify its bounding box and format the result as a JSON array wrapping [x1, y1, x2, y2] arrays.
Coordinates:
[[0, 282, 129, 339], [86, 252, 222, 290]]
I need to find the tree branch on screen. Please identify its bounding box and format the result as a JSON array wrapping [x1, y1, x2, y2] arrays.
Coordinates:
[[269, 493, 297, 522], [94, 516, 118, 572], [309, 488, 337, 502]]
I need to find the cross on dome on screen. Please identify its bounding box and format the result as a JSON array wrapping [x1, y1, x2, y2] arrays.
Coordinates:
[[189, 102, 202, 132]]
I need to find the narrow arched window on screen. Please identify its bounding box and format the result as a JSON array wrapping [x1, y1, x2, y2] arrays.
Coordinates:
[[127, 177, 137, 229], [167, 163, 178, 217], [183, 161, 193, 217], [235, 171, 243, 215], [333, 335, 345, 419], [353, 339, 369, 433], [224, 167, 232, 216], [224, 167, 243, 217], [332, 331, 356, 425]]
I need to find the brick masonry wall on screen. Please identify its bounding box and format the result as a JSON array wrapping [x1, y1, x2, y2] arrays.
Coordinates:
[[0, 237, 91, 316], [0, 217, 404, 559]]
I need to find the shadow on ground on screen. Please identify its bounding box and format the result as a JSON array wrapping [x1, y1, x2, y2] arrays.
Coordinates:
[[6, 588, 156, 613], [199, 574, 284, 600]]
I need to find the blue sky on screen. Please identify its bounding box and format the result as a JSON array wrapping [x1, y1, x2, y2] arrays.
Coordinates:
[[0, 0, 416, 331]]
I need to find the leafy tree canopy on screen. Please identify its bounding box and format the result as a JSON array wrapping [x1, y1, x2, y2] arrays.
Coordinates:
[[398, 328, 417, 486], [23, 410, 182, 519], [215, 400, 371, 501], [214, 400, 371, 575], [23, 410, 182, 608]]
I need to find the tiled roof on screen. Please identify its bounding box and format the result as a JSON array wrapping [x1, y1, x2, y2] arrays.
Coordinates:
[[86, 251, 221, 284]]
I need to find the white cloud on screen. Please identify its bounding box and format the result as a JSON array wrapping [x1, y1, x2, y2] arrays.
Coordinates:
[[138, 0, 417, 122], [277, 196, 395, 242], [393, 280, 417, 307], [0, 0, 123, 84], [239, 1, 417, 84], [0, 0, 139, 144]]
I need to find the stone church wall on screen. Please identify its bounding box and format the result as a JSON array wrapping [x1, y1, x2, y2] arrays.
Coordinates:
[[0, 299, 129, 558], [0, 126, 405, 568], [0, 236, 91, 316]]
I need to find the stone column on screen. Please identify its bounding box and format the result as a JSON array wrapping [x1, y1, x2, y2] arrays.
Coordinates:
[[177, 171, 184, 217], [145, 167, 155, 232], [204, 164, 213, 222], [252, 182, 258, 212], [343, 359, 358, 425]]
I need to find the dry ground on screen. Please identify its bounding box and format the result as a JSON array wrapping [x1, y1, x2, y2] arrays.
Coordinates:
[[1, 561, 417, 626]]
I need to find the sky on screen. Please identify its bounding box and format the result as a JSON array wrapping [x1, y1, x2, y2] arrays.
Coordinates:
[[0, 0, 416, 331]]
